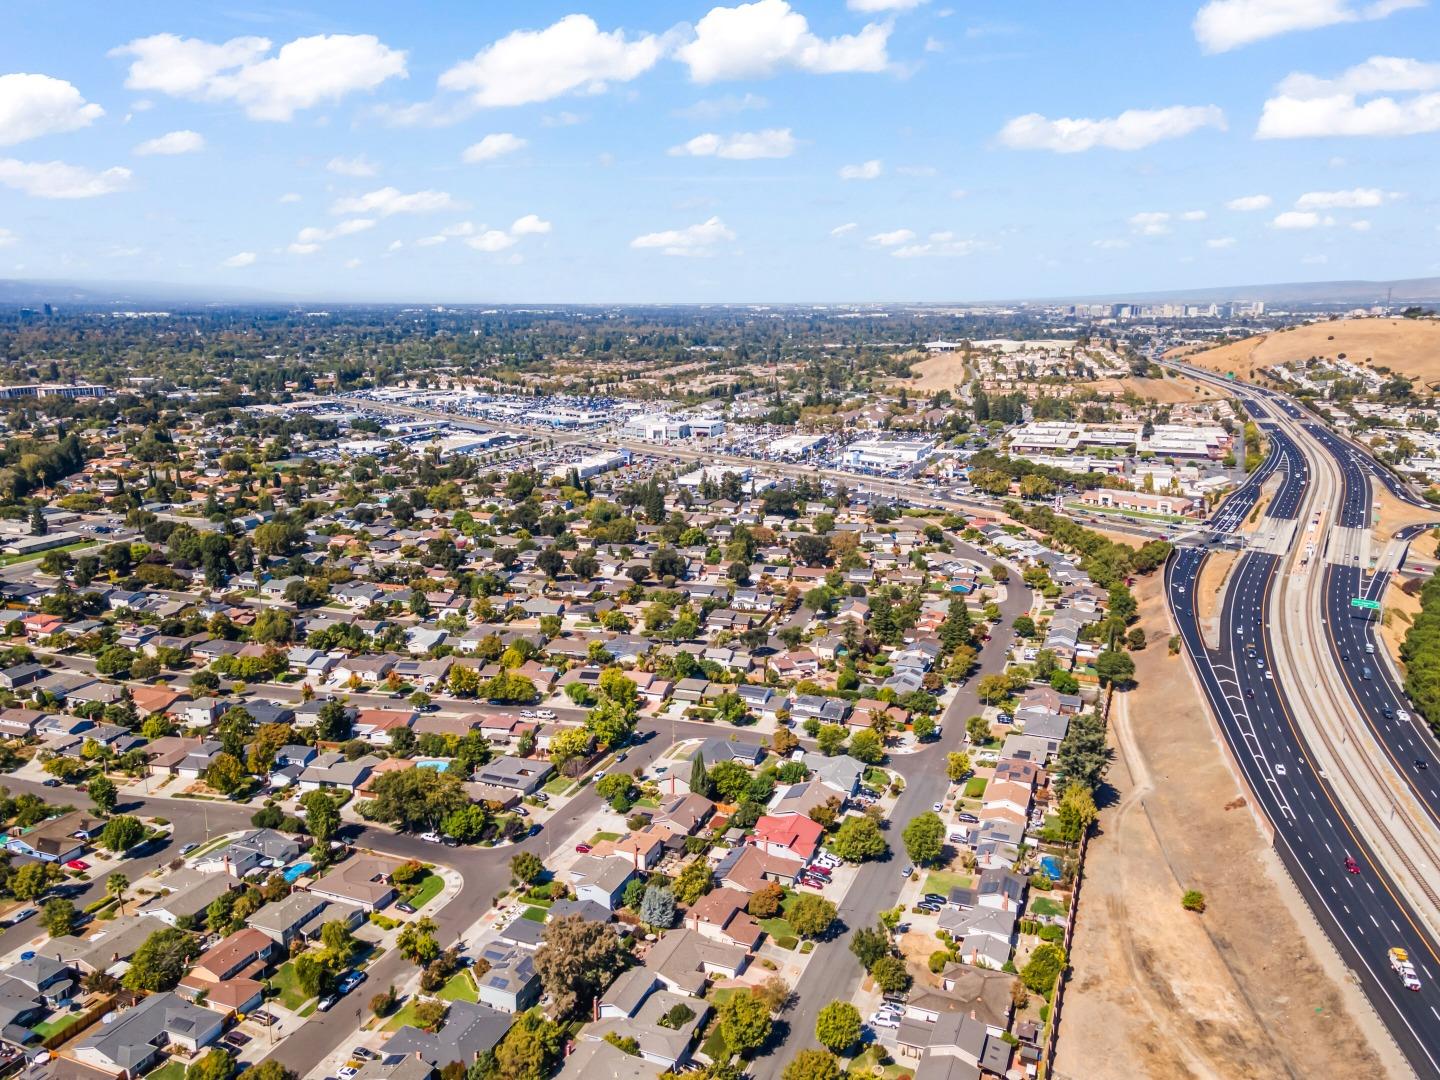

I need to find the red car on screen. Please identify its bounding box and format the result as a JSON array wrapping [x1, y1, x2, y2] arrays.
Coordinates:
[[799, 877, 824, 889], [574, 844, 592, 854], [1345, 856, 1361, 875], [64, 860, 89, 871]]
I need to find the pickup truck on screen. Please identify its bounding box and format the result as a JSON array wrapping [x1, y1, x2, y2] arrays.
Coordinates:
[[1390, 947, 1422, 991]]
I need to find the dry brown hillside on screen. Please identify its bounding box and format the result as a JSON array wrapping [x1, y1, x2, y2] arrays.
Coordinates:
[[1181, 317, 1440, 385]]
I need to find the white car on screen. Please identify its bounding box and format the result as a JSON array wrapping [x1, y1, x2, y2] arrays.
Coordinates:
[[932, 802, 944, 813], [419, 832, 442, 844], [520, 710, 536, 719], [536, 709, 556, 720], [869, 1014, 900, 1029], [1274, 764, 1287, 776], [1398, 709, 1411, 722]]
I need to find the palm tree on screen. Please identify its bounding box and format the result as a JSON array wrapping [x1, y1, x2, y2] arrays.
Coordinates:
[[106, 872, 129, 910]]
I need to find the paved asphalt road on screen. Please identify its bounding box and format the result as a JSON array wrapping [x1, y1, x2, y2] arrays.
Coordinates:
[[1166, 377, 1440, 1077], [747, 548, 1032, 1080]]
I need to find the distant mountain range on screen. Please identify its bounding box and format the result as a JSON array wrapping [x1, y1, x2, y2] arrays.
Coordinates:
[[1, 274, 1439, 309]]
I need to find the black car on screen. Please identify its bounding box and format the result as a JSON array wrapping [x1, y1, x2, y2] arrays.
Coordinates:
[[1416, 759, 1430, 771], [395, 902, 417, 914], [924, 894, 947, 905], [42, 778, 61, 788]]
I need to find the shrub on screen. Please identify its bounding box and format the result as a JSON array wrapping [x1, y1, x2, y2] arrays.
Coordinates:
[[1181, 889, 1207, 913], [928, 951, 950, 974]]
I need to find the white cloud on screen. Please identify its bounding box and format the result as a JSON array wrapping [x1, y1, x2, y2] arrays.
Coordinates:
[[1180, 209, 1208, 221], [998, 105, 1225, 152], [630, 215, 735, 256], [831, 222, 858, 236], [1294, 186, 1392, 208], [288, 217, 375, 253], [111, 32, 407, 121], [0, 73, 104, 146], [839, 159, 882, 180], [0, 228, 16, 247], [1351, 219, 1373, 230], [134, 129, 204, 155], [869, 228, 916, 246], [510, 214, 552, 235], [1226, 193, 1272, 210], [850, 0, 926, 9], [327, 155, 378, 177], [415, 234, 448, 247], [439, 15, 662, 107], [1129, 212, 1172, 235], [221, 251, 256, 267], [678, 0, 891, 83], [669, 128, 796, 159], [462, 133, 527, 163], [1272, 210, 1333, 228], [891, 231, 986, 258], [330, 186, 456, 216], [344, 257, 362, 269], [1207, 236, 1238, 248], [1194, 0, 1422, 54], [278, 192, 301, 203], [468, 230, 517, 252], [1092, 238, 1130, 249], [1257, 56, 1440, 138], [542, 111, 584, 127], [0, 158, 131, 198]]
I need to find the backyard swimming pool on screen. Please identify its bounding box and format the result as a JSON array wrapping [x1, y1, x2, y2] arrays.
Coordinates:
[[283, 861, 313, 883]]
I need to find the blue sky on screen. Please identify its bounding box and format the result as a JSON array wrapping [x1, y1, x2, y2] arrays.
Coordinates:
[[2, 0, 1438, 302]]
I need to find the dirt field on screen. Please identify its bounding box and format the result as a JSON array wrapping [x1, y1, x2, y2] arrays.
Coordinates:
[[1186, 318, 1440, 385], [1373, 483, 1440, 538], [1196, 548, 1239, 626], [1089, 374, 1219, 404], [902, 350, 965, 392], [1380, 576, 1423, 669], [1054, 576, 1407, 1080]]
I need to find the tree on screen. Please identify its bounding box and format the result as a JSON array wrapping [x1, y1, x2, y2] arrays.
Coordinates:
[[100, 814, 145, 853], [783, 1050, 841, 1080], [511, 851, 544, 885], [315, 700, 351, 742], [788, 894, 837, 939], [912, 715, 936, 741], [1054, 713, 1110, 792], [1182, 889, 1207, 913], [1055, 783, 1098, 842], [8, 862, 55, 902], [124, 927, 199, 990], [494, 1009, 564, 1080], [320, 920, 359, 966], [360, 768, 466, 832], [1095, 649, 1136, 687], [641, 884, 676, 929], [187, 1049, 234, 1080], [946, 751, 972, 781], [831, 815, 887, 862], [238, 1063, 296, 1080], [816, 724, 847, 757], [88, 775, 117, 815], [719, 990, 773, 1056], [294, 790, 338, 845], [748, 881, 784, 919], [708, 760, 752, 804], [534, 915, 628, 1019], [847, 728, 884, 765], [902, 812, 945, 866], [106, 872, 129, 904], [398, 917, 440, 966], [815, 1001, 861, 1054], [673, 858, 713, 905], [871, 954, 912, 993], [442, 803, 489, 843], [849, 926, 889, 971], [966, 714, 991, 745], [294, 953, 333, 999], [1020, 942, 1066, 996], [43, 897, 75, 937], [205, 752, 247, 795]]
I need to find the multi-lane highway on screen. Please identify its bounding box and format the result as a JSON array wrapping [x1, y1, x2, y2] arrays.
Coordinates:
[[1168, 442, 1440, 1077]]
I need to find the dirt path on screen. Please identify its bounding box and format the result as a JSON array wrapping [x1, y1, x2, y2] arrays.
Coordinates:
[[1054, 577, 1408, 1080]]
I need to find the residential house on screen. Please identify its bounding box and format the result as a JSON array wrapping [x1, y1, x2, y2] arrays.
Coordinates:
[[750, 814, 823, 864], [247, 892, 364, 947], [309, 854, 401, 912], [473, 941, 540, 1013], [644, 929, 748, 997], [386, 1000, 512, 1068], [566, 855, 637, 910], [75, 992, 224, 1077]]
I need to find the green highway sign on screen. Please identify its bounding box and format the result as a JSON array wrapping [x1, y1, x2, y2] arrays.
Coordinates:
[[1351, 597, 1381, 611]]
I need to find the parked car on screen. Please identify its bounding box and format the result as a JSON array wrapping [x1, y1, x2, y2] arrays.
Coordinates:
[[64, 860, 89, 871], [900, 865, 914, 878], [535, 709, 556, 720], [317, 995, 338, 1012], [395, 903, 417, 914], [575, 843, 592, 854], [924, 893, 946, 905], [351, 1048, 379, 1063], [337, 971, 366, 995], [42, 779, 61, 788], [179, 842, 199, 855], [419, 832, 442, 844], [869, 1014, 899, 1029]]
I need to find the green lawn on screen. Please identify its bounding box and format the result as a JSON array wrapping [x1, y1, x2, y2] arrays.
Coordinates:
[[438, 969, 478, 1003], [404, 871, 444, 909], [588, 831, 621, 845], [757, 892, 799, 940], [521, 906, 548, 922], [384, 997, 430, 1032], [922, 870, 974, 897], [146, 1062, 187, 1080], [268, 957, 314, 1010], [31, 1012, 84, 1040], [1030, 896, 1068, 918], [700, 1024, 730, 1063], [1063, 501, 1187, 524], [963, 777, 988, 798], [543, 776, 578, 797]]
